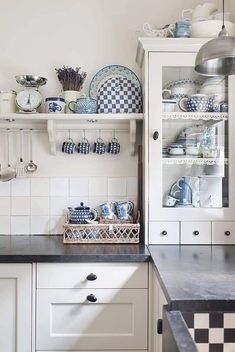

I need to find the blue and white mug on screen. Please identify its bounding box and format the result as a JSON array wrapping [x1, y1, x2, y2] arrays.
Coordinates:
[[77, 138, 90, 154], [93, 138, 106, 154], [108, 138, 120, 155], [99, 202, 116, 220], [46, 97, 66, 113], [115, 201, 134, 220], [62, 138, 76, 154]]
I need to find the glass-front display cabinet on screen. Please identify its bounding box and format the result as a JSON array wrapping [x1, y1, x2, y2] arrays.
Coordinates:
[[138, 39, 235, 224]]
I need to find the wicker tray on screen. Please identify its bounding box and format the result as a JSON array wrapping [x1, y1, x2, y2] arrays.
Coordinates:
[[63, 212, 140, 244]]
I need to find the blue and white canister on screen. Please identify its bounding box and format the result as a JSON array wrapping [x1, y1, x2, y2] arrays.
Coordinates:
[[46, 97, 66, 113]]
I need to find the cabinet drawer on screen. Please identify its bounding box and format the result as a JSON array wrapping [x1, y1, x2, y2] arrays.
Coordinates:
[[36, 288, 148, 350], [212, 222, 235, 244], [149, 222, 179, 244], [37, 263, 147, 289], [181, 222, 211, 244]]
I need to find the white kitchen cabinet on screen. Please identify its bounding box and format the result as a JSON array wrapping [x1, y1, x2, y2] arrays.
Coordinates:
[[0, 264, 32, 352], [36, 262, 148, 351], [136, 38, 235, 244], [212, 221, 235, 244], [181, 221, 211, 244], [149, 264, 167, 352]]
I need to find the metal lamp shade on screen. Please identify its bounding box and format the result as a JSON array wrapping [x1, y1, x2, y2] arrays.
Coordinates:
[[195, 35, 235, 76]]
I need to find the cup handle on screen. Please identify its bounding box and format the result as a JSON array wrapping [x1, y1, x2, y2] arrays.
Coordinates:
[[167, 147, 171, 154], [68, 101, 77, 113], [162, 89, 172, 99], [182, 9, 193, 20], [92, 209, 98, 221], [179, 98, 188, 112]]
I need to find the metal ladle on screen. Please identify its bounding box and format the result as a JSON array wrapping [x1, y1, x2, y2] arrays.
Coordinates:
[[25, 129, 37, 173], [0, 129, 16, 182]]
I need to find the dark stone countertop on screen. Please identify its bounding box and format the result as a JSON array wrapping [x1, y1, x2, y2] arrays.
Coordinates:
[[149, 245, 235, 311], [0, 235, 150, 263]]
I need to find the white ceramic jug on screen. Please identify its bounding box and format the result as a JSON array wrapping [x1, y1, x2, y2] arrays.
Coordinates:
[[182, 2, 217, 22]]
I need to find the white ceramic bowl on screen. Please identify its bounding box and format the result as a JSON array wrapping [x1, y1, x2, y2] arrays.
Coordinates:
[[191, 20, 235, 38]]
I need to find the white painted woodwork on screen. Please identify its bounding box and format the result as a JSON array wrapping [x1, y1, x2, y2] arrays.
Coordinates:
[[181, 222, 211, 244], [37, 262, 148, 289], [149, 222, 180, 244], [0, 264, 32, 352], [36, 288, 148, 350], [38, 350, 147, 352], [149, 264, 168, 352], [212, 222, 235, 244]]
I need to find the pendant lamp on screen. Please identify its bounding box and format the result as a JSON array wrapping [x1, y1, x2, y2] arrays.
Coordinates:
[[195, 0, 235, 76]]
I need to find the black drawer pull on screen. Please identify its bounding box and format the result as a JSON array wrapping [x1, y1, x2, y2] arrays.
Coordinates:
[[87, 294, 97, 302], [157, 319, 163, 334], [162, 230, 167, 236], [86, 273, 97, 281], [153, 131, 159, 140], [225, 231, 231, 236], [193, 230, 199, 236]]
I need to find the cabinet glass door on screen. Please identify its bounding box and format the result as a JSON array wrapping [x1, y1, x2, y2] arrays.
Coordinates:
[[149, 52, 235, 221]]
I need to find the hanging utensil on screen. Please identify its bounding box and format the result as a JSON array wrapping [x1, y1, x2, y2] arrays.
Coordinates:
[[0, 129, 16, 182], [16, 129, 27, 177], [25, 129, 37, 173]]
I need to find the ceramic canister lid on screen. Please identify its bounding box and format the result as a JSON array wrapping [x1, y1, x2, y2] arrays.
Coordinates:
[[45, 97, 65, 102], [0, 90, 17, 94]]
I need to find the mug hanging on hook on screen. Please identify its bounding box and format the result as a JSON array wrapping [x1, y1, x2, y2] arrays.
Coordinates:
[[93, 130, 106, 154], [62, 129, 76, 154], [108, 130, 120, 155], [77, 129, 90, 154]]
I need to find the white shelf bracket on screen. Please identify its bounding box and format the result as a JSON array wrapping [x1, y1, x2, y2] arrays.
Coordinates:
[[47, 119, 57, 155], [130, 119, 137, 156]]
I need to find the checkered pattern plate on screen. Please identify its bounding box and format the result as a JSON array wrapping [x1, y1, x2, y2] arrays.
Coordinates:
[[97, 77, 142, 113]]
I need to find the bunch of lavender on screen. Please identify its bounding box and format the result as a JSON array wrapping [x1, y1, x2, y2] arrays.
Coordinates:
[[55, 66, 87, 91]]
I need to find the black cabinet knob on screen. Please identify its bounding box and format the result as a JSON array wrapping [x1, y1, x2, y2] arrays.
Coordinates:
[[193, 230, 199, 236], [153, 131, 159, 140], [86, 273, 97, 281], [157, 319, 163, 334], [87, 294, 97, 302], [162, 230, 167, 236], [225, 231, 231, 236]]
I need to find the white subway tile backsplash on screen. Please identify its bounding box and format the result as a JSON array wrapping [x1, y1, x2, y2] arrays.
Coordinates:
[[31, 178, 50, 197], [50, 197, 69, 215], [30, 216, 50, 235], [50, 178, 69, 197], [11, 178, 30, 196], [0, 197, 11, 215], [127, 177, 138, 196], [89, 177, 108, 196], [11, 216, 30, 235], [11, 197, 30, 215], [70, 178, 89, 197], [0, 216, 10, 234], [49, 216, 64, 234], [88, 197, 108, 211], [0, 182, 10, 196], [31, 197, 49, 215], [108, 178, 127, 196]]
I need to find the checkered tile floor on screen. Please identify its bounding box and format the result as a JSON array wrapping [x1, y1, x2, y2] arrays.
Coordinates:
[[182, 312, 235, 352]]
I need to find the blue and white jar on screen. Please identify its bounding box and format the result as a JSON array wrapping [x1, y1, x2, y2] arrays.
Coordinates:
[[46, 97, 66, 113]]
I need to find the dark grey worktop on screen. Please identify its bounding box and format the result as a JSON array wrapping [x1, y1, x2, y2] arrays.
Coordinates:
[[0, 235, 150, 263], [149, 245, 235, 311]]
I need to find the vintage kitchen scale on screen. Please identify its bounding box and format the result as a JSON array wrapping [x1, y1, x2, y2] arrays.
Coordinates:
[[15, 75, 47, 113]]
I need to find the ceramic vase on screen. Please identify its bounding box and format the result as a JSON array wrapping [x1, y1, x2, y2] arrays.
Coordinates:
[[63, 90, 83, 113]]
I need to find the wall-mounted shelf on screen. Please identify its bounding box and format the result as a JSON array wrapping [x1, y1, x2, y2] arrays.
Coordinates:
[[162, 112, 228, 121], [162, 157, 228, 165], [0, 113, 143, 156]]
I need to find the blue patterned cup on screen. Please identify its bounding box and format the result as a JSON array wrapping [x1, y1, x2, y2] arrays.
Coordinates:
[[115, 201, 134, 220], [108, 138, 120, 155], [77, 138, 90, 154], [174, 20, 191, 38], [62, 138, 76, 154], [93, 138, 106, 154], [68, 97, 97, 114], [46, 97, 66, 113], [179, 94, 213, 112], [99, 202, 116, 220]]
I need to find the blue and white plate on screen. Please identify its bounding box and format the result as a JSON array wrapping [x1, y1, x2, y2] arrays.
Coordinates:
[[89, 65, 142, 100]]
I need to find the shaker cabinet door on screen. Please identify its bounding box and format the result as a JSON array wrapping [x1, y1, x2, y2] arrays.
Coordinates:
[[0, 264, 32, 352], [37, 288, 148, 350]]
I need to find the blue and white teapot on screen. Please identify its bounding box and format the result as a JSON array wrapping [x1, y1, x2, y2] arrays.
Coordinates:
[[68, 202, 98, 224]]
